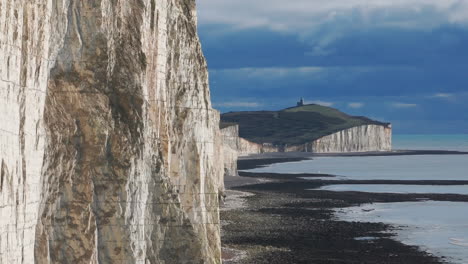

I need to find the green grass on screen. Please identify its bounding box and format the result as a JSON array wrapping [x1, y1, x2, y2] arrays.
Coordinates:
[[221, 104, 389, 146], [220, 122, 238, 129]]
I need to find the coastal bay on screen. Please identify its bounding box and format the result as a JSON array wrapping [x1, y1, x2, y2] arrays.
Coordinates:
[[221, 151, 468, 263]]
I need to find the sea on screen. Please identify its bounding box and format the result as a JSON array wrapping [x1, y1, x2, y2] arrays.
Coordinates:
[[247, 134, 468, 264]]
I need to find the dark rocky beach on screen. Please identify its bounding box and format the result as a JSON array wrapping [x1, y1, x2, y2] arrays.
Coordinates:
[[221, 153, 468, 264]]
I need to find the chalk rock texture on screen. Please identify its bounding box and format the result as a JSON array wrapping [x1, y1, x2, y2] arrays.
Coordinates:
[[302, 125, 392, 153], [220, 125, 280, 176], [230, 124, 392, 154], [220, 125, 239, 176], [221, 124, 391, 175], [0, 0, 223, 263], [238, 138, 279, 155]]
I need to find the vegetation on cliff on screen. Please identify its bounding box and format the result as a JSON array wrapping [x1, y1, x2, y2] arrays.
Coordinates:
[[221, 104, 390, 146]]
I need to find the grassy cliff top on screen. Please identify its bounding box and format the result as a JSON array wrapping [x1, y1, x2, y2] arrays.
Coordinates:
[[221, 104, 390, 146]]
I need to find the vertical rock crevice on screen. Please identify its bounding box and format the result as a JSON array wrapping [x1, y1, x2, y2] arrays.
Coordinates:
[[0, 160, 7, 193], [2, 0, 222, 263]]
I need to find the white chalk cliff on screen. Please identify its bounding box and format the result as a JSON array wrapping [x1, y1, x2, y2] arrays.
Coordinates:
[[0, 0, 223, 263], [221, 124, 392, 175], [225, 124, 391, 154], [220, 125, 239, 176], [302, 124, 392, 153]]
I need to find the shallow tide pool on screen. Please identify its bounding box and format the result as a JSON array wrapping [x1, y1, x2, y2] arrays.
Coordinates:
[[245, 135, 468, 263], [335, 201, 468, 264]]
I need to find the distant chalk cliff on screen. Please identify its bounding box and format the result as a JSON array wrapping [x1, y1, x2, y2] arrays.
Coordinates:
[[302, 124, 392, 153], [220, 105, 392, 175], [221, 125, 240, 176], [222, 124, 391, 155]]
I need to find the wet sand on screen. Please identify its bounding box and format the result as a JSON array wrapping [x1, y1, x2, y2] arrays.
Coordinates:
[[221, 155, 468, 263]]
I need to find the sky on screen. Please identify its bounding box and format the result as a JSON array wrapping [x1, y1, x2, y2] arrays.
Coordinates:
[[196, 0, 468, 134]]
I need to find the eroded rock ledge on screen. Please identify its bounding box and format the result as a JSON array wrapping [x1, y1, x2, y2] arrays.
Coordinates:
[[0, 0, 223, 263]]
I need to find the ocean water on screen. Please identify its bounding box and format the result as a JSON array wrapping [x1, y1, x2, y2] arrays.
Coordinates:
[[393, 134, 468, 152], [246, 135, 468, 263], [316, 184, 468, 195], [252, 154, 468, 181], [336, 202, 468, 264]]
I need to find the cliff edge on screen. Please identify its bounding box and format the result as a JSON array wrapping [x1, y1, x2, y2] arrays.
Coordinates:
[[221, 104, 391, 147], [220, 104, 392, 175], [0, 0, 222, 263]]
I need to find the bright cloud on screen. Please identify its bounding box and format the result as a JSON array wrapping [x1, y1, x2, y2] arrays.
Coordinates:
[[348, 102, 364, 109], [308, 100, 334, 107], [391, 102, 418, 108], [431, 93, 454, 98], [212, 67, 324, 78], [214, 101, 263, 108], [197, 0, 468, 31]]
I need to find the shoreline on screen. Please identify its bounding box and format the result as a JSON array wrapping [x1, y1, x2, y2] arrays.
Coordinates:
[[221, 154, 468, 263], [239, 149, 468, 161], [237, 149, 468, 171]]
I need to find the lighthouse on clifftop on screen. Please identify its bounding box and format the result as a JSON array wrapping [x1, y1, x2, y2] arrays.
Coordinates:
[[297, 97, 305, 106]]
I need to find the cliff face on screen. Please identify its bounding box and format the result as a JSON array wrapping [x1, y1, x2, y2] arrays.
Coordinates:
[[220, 125, 239, 176], [233, 124, 392, 154], [0, 0, 222, 263], [238, 138, 278, 155], [221, 124, 391, 175], [302, 125, 392, 153], [221, 125, 283, 176]]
